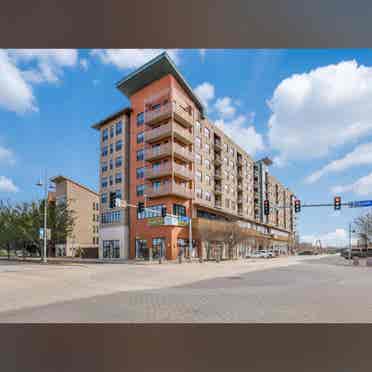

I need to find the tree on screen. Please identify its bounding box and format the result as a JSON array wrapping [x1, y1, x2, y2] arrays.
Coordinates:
[[0, 199, 75, 258], [353, 211, 372, 249]]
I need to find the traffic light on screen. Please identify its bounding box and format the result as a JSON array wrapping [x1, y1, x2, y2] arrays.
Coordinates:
[[138, 202, 145, 213], [334, 196, 341, 210], [161, 206, 167, 217], [294, 199, 301, 213], [263, 200, 270, 215]]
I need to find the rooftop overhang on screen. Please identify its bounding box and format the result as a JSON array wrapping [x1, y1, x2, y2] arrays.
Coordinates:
[[116, 52, 204, 114], [91, 107, 131, 131]]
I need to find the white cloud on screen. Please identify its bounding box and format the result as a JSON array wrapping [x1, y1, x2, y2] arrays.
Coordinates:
[[302, 228, 351, 247], [331, 172, 372, 196], [214, 97, 236, 118], [305, 142, 372, 184], [0, 146, 15, 165], [80, 58, 88, 70], [194, 82, 215, 109], [9, 49, 78, 84], [0, 50, 37, 114], [90, 49, 180, 70], [215, 115, 264, 156], [0, 176, 19, 193], [268, 60, 372, 164]]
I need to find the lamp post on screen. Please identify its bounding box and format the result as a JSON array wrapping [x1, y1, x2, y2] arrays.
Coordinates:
[[36, 170, 48, 264], [349, 222, 356, 263]]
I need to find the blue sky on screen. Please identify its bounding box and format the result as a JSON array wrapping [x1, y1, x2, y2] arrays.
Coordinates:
[[1, 48, 372, 246]]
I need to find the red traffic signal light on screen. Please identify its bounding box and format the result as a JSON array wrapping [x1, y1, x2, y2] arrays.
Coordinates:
[[294, 199, 301, 213], [334, 196, 341, 210]]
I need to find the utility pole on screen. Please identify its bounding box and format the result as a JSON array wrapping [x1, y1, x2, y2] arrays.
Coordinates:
[[36, 170, 48, 264]]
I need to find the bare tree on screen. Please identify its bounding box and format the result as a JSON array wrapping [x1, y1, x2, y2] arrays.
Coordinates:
[[353, 211, 372, 249]]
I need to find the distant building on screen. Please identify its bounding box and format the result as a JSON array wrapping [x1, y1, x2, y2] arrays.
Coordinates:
[[49, 175, 100, 258]]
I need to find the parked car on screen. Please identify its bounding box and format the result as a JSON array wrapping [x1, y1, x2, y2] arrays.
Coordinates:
[[251, 250, 272, 259]]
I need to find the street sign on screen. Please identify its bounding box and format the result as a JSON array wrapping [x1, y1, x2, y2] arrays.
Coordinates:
[[349, 200, 372, 208]]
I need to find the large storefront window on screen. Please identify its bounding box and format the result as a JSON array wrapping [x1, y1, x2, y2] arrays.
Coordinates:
[[135, 239, 148, 259], [103, 240, 120, 258], [152, 238, 165, 259]]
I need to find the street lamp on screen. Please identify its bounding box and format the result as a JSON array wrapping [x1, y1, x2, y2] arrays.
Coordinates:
[[349, 222, 356, 263], [36, 170, 48, 264]]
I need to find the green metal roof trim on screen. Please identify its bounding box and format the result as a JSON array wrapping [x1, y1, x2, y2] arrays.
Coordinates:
[[115, 52, 204, 113]]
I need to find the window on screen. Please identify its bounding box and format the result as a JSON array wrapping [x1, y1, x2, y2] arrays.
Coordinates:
[[101, 193, 107, 204], [115, 172, 122, 184], [115, 156, 122, 168], [205, 159, 210, 169], [101, 162, 108, 173], [195, 136, 201, 148], [205, 175, 211, 185], [109, 159, 113, 170], [205, 143, 210, 153], [137, 149, 144, 161], [101, 211, 122, 225], [102, 128, 108, 142], [137, 132, 144, 144], [101, 146, 108, 157], [103, 240, 120, 258], [204, 127, 210, 138], [101, 177, 108, 188], [196, 171, 202, 183], [224, 143, 228, 152], [196, 187, 202, 199], [173, 204, 186, 217], [205, 191, 212, 201], [225, 199, 230, 209], [109, 175, 113, 186], [96, 202, 99, 210], [195, 153, 202, 165], [116, 121, 122, 135], [152, 103, 161, 111], [93, 202, 96, 211], [136, 184, 145, 196], [195, 121, 201, 132], [152, 238, 165, 259], [116, 190, 122, 201], [110, 125, 114, 138], [136, 167, 145, 179], [137, 112, 144, 126], [115, 140, 122, 152], [110, 143, 114, 154], [137, 204, 165, 220], [230, 147, 234, 156]]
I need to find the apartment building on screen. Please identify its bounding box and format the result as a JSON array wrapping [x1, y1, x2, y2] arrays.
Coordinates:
[[92, 52, 296, 260], [92, 109, 131, 259], [49, 175, 100, 257]]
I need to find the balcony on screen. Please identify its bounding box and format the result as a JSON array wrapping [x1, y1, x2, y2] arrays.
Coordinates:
[[144, 102, 172, 126], [145, 143, 172, 161], [145, 163, 193, 181], [145, 163, 172, 179], [144, 122, 193, 145], [144, 102, 194, 128], [214, 170, 222, 179], [144, 142, 193, 163], [215, 184, 222, 193], [214, 139, 222, 149], [173, 104, 194, 128], [214, 155, 222, 165], [173, 143, 194, 162], [147, 182, 193, 199]]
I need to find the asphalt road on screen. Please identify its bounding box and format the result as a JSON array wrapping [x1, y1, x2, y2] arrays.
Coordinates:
[[1, 255, 372, 322]]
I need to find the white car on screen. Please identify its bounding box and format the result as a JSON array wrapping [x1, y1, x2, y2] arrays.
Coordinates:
[[251, 250, 271, 258]]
